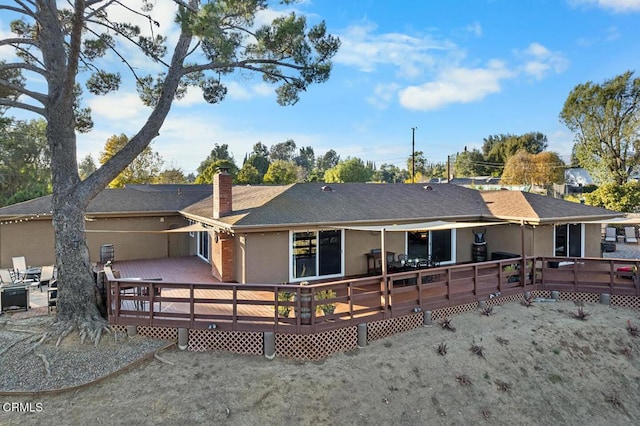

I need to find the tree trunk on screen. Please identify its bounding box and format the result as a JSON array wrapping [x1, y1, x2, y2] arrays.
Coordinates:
[[38, 2, 108, 340], [51, 192, 102, 322], [34, 2, 192, 343]]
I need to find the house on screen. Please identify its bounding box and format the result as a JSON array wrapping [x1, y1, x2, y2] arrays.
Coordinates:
[[564, 167, 594, 194], [0, 172, 623, 284], [0, 184, 210, 268]]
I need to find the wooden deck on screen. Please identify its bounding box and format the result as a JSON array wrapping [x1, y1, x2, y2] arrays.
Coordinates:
[[114, 256, 218, 284], [107, 255, 640, 334]]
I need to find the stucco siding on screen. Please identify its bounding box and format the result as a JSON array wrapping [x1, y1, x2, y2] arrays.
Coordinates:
[[243, 232, 289, 284], [0, 215, 189, 268], [0, 220, 55, 268], [584, 224, 602, 257]]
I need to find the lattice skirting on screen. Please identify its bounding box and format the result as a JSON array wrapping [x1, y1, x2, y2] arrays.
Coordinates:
[[432, 302, 479, 321], [111, 325, 127, 335], [367, 312, 423, 341], [189, 329, 263, 355], [611, 295, 640, 310], [109, 291, 640, 361], [110, 324, 177, 341], [275, 327, 357, 360], [557, 291, 600, 304]]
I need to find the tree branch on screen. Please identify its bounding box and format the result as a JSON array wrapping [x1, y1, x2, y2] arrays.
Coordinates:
[[78, 16, 193, 201], [0, 61, 48, 78], [0, 4, 34, 17], [0, 98, 45, 116], [185, 58, 306, 76], [0, 38, 38, 48], [0, 77, 48, 104]]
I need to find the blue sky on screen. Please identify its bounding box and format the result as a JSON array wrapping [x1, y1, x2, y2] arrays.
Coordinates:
[[2, 0, 640, 175]]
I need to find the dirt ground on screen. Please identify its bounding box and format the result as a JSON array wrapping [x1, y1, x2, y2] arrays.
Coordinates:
[[2, 299, 640, 425]]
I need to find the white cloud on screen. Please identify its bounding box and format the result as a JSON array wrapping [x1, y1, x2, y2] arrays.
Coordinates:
[[569, 0, 640, 12], [335, 22, 456, 79], [366, 83, 401, 109], [88, 92, 149, 121], [467, 22, 483, 37], [398, 60, 514, 111], [516, 42, 569, 80]]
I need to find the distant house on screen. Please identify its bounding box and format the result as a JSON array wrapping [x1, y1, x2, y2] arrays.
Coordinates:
[[431, 176, 528, 192], [564, 168, 594, 194], [0, 173, 623, 284]]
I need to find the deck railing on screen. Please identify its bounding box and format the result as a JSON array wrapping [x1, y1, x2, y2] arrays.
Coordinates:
[[106, 256, 640, 333]]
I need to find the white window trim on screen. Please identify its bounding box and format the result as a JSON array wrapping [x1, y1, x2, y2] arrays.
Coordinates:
[[196, 230, 210, 263], [404, 229, 457, 265], [289, 229, 345, 282]]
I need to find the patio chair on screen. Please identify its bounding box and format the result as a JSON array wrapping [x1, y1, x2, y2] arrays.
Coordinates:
[[0, 269, 30, 285], [604, 227, 617, 242], [33, 265, 56, 292], [48, 281, 58, 313], [0, 269, 15, 285], [12, 256, 28, 280], [625, 227, 638, 244]]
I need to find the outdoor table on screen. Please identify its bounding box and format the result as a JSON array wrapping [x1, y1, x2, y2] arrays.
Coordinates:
[[24, 267, 41, 281]]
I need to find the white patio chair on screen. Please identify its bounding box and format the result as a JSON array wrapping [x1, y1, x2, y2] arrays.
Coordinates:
[[604, 227, 617, 242], [32, 265, 57, 292], [625, 227, 638, 244], [0, 269, 15, 285], [12, 256, 28, 280]]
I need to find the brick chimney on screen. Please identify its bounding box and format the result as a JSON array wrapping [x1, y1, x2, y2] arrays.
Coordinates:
[[213, 168, 232, 219]]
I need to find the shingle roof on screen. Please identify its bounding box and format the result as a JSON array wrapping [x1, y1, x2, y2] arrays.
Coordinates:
[[185, 183, 492, 228], [0, 185, 211, 218], [0, 183, 623, 228], [481, 190, 621, 223]]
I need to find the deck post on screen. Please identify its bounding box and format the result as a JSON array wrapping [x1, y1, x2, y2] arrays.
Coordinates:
[[357, 323, 367, 348], [550, 290, 559, 300], [599, 293, 610, 305], [126, 325, 137, 337], [264, 331, 276, 360], [178, 327, 189, 350]]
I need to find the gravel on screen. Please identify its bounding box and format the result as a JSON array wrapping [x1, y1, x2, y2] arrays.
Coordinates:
[[0, 314, 170, 393]]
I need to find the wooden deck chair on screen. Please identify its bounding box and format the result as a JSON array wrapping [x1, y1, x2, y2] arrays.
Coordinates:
[[625, 227, 638, 244], [605, 227, 617, 242]]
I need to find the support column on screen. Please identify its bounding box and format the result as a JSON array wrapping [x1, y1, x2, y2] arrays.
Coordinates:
[[357, 323, 367, 348], [423, 310, 433, 326], [264, 331, 275, 360], [178, 327, 188, 350]]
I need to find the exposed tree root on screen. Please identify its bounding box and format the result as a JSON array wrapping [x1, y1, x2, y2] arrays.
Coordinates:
[[36, 352, 51, 376], [27, 315, 112, 352], [0, 334, 39, 357]]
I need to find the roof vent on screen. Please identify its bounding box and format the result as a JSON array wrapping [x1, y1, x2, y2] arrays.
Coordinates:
[[423, 185, 433, 191], [321, 185, 334, 192]]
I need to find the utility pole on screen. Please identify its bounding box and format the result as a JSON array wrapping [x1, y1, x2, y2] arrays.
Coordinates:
[[411, 127, 417, 183]]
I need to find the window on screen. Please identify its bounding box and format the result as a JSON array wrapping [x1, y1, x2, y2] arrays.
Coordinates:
[[291, 230, 343, 281], [554, 224, 583, 257], [407, 229, 455, 264], [197, 231, 210, 262]]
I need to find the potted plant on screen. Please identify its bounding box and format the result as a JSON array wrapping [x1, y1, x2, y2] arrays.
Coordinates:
[[277, 290, 293, 318], [316, 288, 337, 315], [503, 264, 520, 283]]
